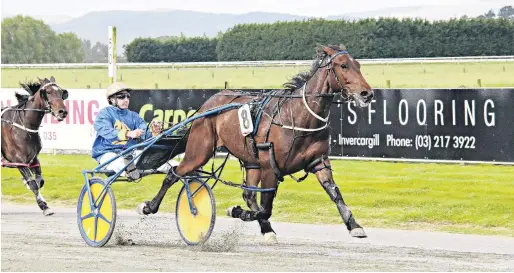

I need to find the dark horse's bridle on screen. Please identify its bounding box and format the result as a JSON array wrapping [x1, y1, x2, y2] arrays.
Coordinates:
[[319, 50, 351, 99], [1, 82, 68, 133], [281, 50, 351, 132]]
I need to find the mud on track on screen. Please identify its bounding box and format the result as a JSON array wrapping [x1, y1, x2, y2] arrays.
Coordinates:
[[2, 203, 513, 271]]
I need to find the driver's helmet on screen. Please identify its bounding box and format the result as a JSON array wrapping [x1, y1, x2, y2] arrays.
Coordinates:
[[106, 82, 131, 104]]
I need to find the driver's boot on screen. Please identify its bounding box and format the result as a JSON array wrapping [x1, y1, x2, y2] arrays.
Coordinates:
[[124, 155, 141, 180]]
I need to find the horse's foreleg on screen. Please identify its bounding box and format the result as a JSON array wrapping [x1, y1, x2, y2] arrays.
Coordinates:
[[18, 166, 53, 216], [29, 156, 44, 188], [314, 159, 366, 238], [228, 170, 277, 242]]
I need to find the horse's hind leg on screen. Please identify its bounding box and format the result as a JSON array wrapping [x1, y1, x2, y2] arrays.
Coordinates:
[[228, 169, 278, 243], [314, 159, 366, 238], [229, 168, 276, 237], [137, 123, 216, 215], [29, 156, 44, 188], [18, 167, 53, 216]]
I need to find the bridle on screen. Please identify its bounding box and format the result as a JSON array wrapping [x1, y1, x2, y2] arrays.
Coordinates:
[[281, 50, 351, 132], [318, 50, 351, 101], [0, 82, 68, 133], [39, 82, 69, 115]]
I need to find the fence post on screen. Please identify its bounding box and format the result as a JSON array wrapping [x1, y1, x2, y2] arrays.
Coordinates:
[[154, 83, 159, 89], [477, 79, 482, 87], [386, 80, 391, 88], [224, 81, 228, 89]]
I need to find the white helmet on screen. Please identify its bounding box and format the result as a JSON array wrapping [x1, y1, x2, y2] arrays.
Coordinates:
[[106, 82, 131, 105]]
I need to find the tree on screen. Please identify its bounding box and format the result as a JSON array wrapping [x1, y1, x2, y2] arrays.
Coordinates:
[[498, 6, 514, 19], [1, 15, 84, 63]]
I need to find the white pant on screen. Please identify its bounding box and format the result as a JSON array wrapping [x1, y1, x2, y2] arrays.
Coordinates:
[[98, 150, 180, 176]]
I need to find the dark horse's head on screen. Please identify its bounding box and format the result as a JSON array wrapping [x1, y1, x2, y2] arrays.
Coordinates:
[[20, 76, 69, 121], [285, 44, 374, 107]]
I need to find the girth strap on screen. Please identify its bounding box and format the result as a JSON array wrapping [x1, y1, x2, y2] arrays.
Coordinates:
[[1, 159, 40, 168]]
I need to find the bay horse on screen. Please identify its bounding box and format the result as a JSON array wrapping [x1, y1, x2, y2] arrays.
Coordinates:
[[138, 45, 374, 241], [1, 77, 69, 216]]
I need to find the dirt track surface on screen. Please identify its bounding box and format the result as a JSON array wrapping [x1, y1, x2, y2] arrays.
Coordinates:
[[2, 203, 513, 272]]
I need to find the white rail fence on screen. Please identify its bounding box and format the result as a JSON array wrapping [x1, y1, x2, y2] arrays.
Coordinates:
[[2, 56, 514, 69]]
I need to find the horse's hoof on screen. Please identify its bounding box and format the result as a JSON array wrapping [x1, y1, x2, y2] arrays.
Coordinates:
[[263, 232, 278, 244], [350, 228, 367, 238], [43, 208, 54, 216], [136, 203, 148, 215]]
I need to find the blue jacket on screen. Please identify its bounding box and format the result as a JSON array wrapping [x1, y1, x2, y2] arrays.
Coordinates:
[[91, 106, 151, 160]]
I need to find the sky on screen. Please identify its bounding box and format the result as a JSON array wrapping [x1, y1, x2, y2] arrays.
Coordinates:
[[1, 0, 512, 19]]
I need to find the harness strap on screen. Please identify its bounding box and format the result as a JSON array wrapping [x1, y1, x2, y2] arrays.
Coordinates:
[[281, 83, 330, 132], [1, 119, 39, 133], [244, 163, 261, 169], [306, 155, 332, 173], [256, 142, 284, 182], [288, 155, 331, 183], [1, 105, 42, 133], [1, 159, 40, 168], [245, 135, 259, 159], [252, 94, 274, 135]]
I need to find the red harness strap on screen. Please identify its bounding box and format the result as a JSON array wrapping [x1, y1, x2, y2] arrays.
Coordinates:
[[1, 159, 40, 168]]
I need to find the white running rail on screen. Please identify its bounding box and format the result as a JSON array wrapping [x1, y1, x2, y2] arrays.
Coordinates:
[[2, 56, 514, 69]]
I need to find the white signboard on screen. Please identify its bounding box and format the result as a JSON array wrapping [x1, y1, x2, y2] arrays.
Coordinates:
[[1, 89, 108, 152]]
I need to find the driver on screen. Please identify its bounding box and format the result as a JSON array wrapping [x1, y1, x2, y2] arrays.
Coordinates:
[[91, 82, 178, 179]]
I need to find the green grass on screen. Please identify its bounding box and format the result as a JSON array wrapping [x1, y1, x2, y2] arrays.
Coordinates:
[[2, 154, 513, 237], [2, 62, 514, 89]]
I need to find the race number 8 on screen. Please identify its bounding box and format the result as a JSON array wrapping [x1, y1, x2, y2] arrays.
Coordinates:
[[241, 110, 249, 129], [238, 104, 254, 136]]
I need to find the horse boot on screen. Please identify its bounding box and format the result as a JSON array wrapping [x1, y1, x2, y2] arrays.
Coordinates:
[[124, 155, 141, 180], [27, 180, 54, 216], [35, 174, 45, 189]]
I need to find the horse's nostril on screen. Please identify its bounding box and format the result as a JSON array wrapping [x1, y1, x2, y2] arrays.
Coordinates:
[[59, 109, 68, 116], [360, 91, 369, 97]]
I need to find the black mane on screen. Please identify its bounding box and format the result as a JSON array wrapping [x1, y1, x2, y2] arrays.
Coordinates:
[[19, 81, 42, 95], [283, 45, 345, 91], [14, 81, 42, 105]]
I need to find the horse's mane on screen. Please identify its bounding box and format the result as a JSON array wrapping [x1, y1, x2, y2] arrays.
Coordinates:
[[283, 44, 346, 91], [20, 81, 41, 95], [15, 81, 42, 104]]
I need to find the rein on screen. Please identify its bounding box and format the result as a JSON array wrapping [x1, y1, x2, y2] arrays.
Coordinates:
[[217, 50, 351, 133]]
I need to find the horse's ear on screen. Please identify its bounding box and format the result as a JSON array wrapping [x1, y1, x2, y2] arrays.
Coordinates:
[[323, 46, 336, 56], [316, 44, 325, 54], [339, 44, 347, 51], [50, 76, 56, 82], [37, 77, 45, 85]]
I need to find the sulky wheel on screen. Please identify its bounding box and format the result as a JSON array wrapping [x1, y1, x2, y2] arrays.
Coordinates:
[[77, 177, 117, 247], [175, 178, 216, 245]]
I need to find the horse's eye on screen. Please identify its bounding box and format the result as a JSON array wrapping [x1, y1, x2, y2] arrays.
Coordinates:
[[341, 64, 349, 70]]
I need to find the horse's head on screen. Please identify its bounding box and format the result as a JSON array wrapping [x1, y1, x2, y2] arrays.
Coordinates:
[[37, 77, 69, 121], [321, 45, 374, 107]]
